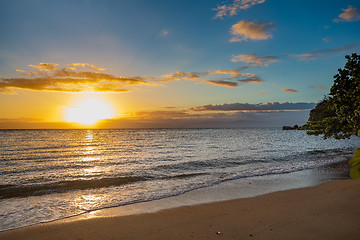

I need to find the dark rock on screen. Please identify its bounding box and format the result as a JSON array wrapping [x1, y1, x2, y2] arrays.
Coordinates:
[[283, 125, 299, 130]]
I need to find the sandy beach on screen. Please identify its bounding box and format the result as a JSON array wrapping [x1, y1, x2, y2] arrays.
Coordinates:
[[1, 179, 359, 240]]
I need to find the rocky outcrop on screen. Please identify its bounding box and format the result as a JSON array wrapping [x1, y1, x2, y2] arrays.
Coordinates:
[[283, 125, 299, 130]]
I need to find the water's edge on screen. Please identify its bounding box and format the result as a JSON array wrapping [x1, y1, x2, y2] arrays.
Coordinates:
[[3, 159, 351, 232]]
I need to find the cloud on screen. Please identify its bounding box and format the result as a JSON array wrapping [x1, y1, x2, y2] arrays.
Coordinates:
[[160, 68, 261, 87], [213, 0, 266, 19], [230, 20, 275, 42], [238, 76, 263, 84], [291, 42, 360, 61], [334, 6, 360, 22], [231, 54, 279, 66], [191, 102, 316, 111], [28, 63, 58, 71], [322, 37, 330, 43], [3, 63, 260, 93], [161, 72, 201, 81], [312, 85, 327, 91], [68, 63, 107, 71], [0, 63, 148, 93], [204, 80, 238, 87], [282, 88, 297, 93], [160, 30, 169, 37], [205, 69, 245, 77]]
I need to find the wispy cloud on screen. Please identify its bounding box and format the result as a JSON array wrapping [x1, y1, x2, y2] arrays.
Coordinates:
[[231, 54, 279, 66], [2, 63, 262, 93], [28, 63, 59, 71], [291, 42, 360, 61], [230, 20, 275, 42], [205, 68, 246, 77], [282, 88, 297, 93], [160, 68, 262, 88], [0, 63, 148, 93], [161, 72, 201, 81], [204, 80, 238, 87], [322, 37, 330, 43], [68, 63, 107, 71], [213, 0, 266, 19], [191, 102, 315, 111], [334, 6, 360, 22], [238, 76, 263, 84], [312, 85, 327, 91], [160, 30, 169, 37]]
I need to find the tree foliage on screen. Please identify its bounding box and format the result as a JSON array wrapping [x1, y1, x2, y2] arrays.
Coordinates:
[[307, 97, 336, 122], [305, 53, 360, 139], [304, 53, 360, 178]]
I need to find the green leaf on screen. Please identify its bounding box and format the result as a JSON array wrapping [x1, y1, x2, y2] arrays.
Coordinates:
[[349, 156, 360, 166], [350, 164, 360, 179], [354, 148, 360, 158]]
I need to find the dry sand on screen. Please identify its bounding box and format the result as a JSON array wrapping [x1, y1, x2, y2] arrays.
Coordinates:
[[1, 179, 359, 240]]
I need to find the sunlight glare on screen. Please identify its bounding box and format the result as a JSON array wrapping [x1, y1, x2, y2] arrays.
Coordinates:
[[64, 97, 114, 125]]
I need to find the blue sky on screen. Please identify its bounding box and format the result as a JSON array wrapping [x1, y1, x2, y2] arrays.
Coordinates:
[[0, 0, 359, 128]]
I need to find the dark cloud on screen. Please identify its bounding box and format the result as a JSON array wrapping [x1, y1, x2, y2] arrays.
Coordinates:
[[238, 76, 263, 84], [191, 102, 316, 111], [291, 42, 360, 61], [204, 80, 238, 87], [160, 67, 260, 88], [98, 108, 311, 128]]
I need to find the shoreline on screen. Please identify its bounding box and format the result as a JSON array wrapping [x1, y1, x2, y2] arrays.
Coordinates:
[[0, 160, 355, 236], [1, 178, 359, 240], [50, 159, 354, 221]]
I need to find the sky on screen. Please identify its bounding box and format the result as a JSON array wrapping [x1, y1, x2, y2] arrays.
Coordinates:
[[0, 0, 360, 128]]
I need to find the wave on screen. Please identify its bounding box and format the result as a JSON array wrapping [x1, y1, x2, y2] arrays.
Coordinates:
[[0, 173, 206, 199]]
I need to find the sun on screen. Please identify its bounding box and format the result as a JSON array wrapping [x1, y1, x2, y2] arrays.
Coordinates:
[[64, 97, 114, 125]]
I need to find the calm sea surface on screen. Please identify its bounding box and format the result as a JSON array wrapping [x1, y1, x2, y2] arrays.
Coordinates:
[[0, 128, 359, 231]]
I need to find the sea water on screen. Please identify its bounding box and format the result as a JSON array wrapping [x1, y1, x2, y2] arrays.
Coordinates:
[[0, 128, 359, 231]]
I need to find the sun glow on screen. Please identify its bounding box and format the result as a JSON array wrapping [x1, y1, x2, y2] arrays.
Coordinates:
[[64, 97, 114, 125]]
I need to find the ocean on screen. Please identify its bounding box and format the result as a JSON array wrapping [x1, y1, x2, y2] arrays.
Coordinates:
[[0, 128, 359, 231]]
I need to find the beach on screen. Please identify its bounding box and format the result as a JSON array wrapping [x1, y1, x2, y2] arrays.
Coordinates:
[[1, 178, 359, 240]]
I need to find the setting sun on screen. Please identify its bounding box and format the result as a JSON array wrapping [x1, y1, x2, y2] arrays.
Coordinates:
[[64, 97, 114, 125]]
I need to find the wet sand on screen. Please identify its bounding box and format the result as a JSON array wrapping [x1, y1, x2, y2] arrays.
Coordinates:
[[1, 179, 359, 240]]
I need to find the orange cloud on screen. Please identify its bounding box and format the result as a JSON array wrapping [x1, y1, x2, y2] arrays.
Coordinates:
[[206, 69, 243, 77], [68, 63, 107, 71], [334, 6, 360, 22], [213, 0, 266, 19], [161, 72, 201, 81], [230, 20, 275, 42], [28, 63, 58, 71], [231, 54, 279, 66], [0, 63, 148, 93], [160, 68, 262, 88], [312, 85, 327, 91], [282, 88, 297, 93]]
